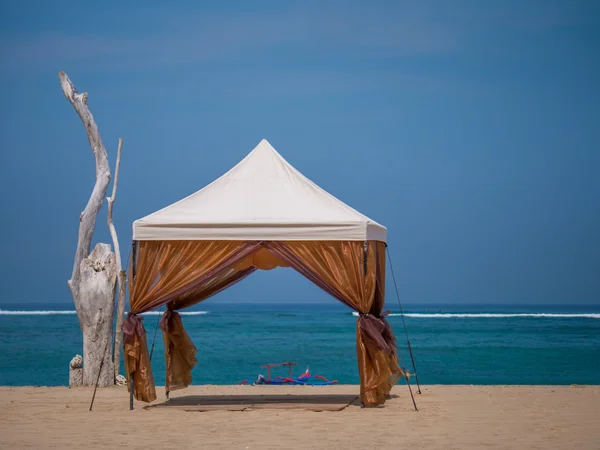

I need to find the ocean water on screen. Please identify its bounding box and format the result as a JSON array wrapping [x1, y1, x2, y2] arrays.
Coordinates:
[[0, 302, 598, 386]]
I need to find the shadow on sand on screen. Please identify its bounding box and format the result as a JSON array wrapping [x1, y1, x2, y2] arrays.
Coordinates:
[[144, 394, 361, 412]]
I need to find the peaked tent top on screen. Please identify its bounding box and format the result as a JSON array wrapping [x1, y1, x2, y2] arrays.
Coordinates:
[[133, 139, 386, 242]]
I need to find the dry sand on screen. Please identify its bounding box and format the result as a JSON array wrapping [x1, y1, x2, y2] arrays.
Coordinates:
[[1, 384, 599, 449]]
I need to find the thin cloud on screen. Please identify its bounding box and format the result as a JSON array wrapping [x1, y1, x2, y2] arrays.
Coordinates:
[[0, 8, 457, 72]]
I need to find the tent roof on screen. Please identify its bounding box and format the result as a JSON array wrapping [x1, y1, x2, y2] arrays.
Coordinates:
[[133, 139, 386, 242]]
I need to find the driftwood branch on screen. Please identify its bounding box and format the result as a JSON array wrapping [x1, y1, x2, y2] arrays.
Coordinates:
[[60, 71, 116, 386], [60, 71, 111, 309], [107, 138, 123, 264], [108, 138, 127, 379]]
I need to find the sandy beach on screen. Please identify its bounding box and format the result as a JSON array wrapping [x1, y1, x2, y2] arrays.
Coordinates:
[[1, 384, 598, 449]]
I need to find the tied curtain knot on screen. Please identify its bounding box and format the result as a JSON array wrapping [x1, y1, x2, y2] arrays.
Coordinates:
[[159, 308, 197, 393], [358, 310, 397, 356], [159, 308, 174, 332], [122, 312, 157, 402], [122, 313, 145, 344]]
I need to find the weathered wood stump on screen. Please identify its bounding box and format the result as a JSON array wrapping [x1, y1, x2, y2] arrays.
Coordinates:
[[69, 354, 83, 387], [79, 243, 117, 386]]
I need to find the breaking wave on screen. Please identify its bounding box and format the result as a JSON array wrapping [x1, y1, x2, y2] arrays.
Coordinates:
[[352, 312, 599, 319], [1, 310, 596, 318], [142, 311, 209, 316], [0, 310, 210, 316], [0, 310, 77, 315]]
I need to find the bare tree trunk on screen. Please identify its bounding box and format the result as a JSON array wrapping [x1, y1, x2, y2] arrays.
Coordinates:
[[60, 71, 117, 386], [108, 138, 127, 379], [80, 244, 117, 385]]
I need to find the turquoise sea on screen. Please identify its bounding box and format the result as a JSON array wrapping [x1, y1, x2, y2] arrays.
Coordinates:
[[0, 302, 598, 386]]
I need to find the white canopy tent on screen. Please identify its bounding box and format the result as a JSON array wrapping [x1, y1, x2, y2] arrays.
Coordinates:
[[133, 139, 386, 242], [124, 139, 412, 410]]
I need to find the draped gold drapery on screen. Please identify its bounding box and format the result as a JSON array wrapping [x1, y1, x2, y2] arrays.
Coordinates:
[[129, 240, 263, 313], [123, 314, 157, 402], [156, 247, 290, 393], [160, 310, 197, 393], [123, 240, 263, 402], [356, 241, 402, 406], [266, 241, 401, 406], [124, 240, 400, 407]]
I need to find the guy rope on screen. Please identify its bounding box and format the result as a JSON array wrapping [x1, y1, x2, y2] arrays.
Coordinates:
[[387, 246, 422, 395]]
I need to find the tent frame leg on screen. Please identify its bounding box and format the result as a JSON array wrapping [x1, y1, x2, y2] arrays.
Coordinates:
[[129, 374, 134, 411]]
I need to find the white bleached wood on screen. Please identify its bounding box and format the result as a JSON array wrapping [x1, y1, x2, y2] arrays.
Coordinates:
[[69, 367, 83, 387], [79, 244, 116, 386], [108, 138, 127, 379], [60, 71, 116, 386]]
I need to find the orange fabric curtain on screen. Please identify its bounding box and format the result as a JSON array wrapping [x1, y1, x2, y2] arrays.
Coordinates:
[[168, 266, 256, 311], [130, 240, 262, 313], [266, 241, 376, 309], [124, 239, 400, 407], [356, 241, 402, 405], [167, 247, 288, 311], [123, 314, 157, 403], [125, 240, 262, 402], [158, 247, 289, 388], [160, 310, 198, 393], [233, 247, 289, 271], [267, 241, 401, 406], [160, 267, 258, 391]]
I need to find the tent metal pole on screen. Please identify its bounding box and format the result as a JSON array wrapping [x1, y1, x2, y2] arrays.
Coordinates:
[[129, 373, 134, 410], [149, 307, 163, 361], [131, 241, 138, 279]]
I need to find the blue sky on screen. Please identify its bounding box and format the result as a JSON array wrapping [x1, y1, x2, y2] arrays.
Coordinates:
[[1, 0, 599, 306]]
